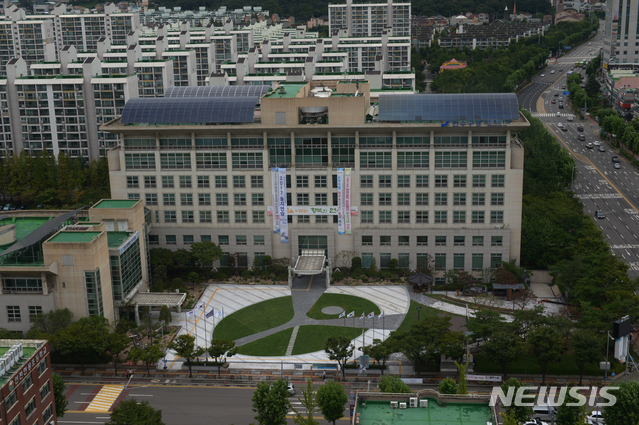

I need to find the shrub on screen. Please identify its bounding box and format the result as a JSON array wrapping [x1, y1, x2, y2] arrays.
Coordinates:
[[352, 257, 362, 269], [240, 270, 251, 279], [263, 255, 272, 268], [214, 272, 227, 280], [333, 271, 346, 281], [438, 377, 459, 394], [389, 259, 398, 270]]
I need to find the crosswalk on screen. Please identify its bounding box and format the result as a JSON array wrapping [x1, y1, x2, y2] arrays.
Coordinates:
[[84, 385, 124, 413], [530, 112, 574, 117]]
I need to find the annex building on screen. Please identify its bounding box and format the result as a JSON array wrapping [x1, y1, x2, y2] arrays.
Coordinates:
[[103, 82, 529, 280]]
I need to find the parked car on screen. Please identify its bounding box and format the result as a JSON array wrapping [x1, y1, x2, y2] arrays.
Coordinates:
[[551, 100, 557, 104], [561, 125, 567, 130], [532, 405, 557, 423], [612, 156, 620, 163], [554, 93, 559, 97], [287, 382, 295, 396], [2, 204, 11, 211], [551, 70, 555, 74], [587, 411, 604, 425]]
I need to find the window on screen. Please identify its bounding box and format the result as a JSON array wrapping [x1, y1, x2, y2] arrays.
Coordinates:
[[453, 253, 465, 270], [181, 211, 194, 223], [491, 253, 502, 268], [434, 175, 448, 187], [25, 396, 36, 418], [454, 175, 466, 187], [360, 152, 392, 168], [149, 235, 160, 245], [163, 194, 176, 206], [398, 236, 409, 246], [232, 152, 263, 169], [164, 211, 176, 223], [298, 215, 310, 223], [472, 211, 485, 223], [435, 253, 446, 270], [472, 193, 485, 206], [180, 193, 193, 206], [453, 211, 466, 223], [472, 253, 484, 271], [297, 194, 310, 205], [398, 253, 410, 268], [435, 236, 446, 246], [233, 176, 246, 188], [196, 153, 227, 170], [379, 175, 392, 188], [316, 215, 328, 223], [397, 152, 429, 168], [362, 236, 373, 246], [127, 176, 139, 188], [473, 175, 486, 187], [473, 151, 505, 168], [215, 176, 227, 188], [453, 193, 466, 206], [492, 174, 505, 187], [43, 404, 54, 423], [254, 235, 265, 245], [218, 235, 229, 245], [253, 211, 265, 223], [197, 176, 210, 188], [397, 175, 410, 187], [332, 175, 338, 188], [379, 193, 392, 206], [397, 193, 410, 206], [416, 211, 428, 223], [416, 193, 428, 206], [360, 193, 373, 206], [380, 236, 391, 246], [473, 236, 484, 246], [454, 236, 465, 246], [435, 151, 468, 168], [215, 194, 228, 206], [217, 211, 229, 223], [416, 175, 428, 187], [380, 253, 391, 268], [434, 211, 447, 223], [491, 236, 503, 246], [417, 236, 428, 246], [145, 194, 158, 206], [179, 175, 192, 188], [315, 193, 328, 205], [252, 193, 264, 206], [398, 211, 410, 223], [361, 211, 373, 223], [183, 235, 194, 245], [491, 211, 504, 223], [199, 194, 211, 206], [235, 211, 247, 223], [22, 373, 33, 393], [3, 279, 42, 293], [39, 381, 50, 399], [162, 176, 174, 188], [434, 193, 448, 206], [6, 390, 17, 410], [144, 176, 156, 188], [29, 306, 42, 316], [234, 193, 247, 206], [128, 194, 140, 200], [125, 153, 155, 170], [199, 211, 212, 223], [251, 175, 264, 188], [297, 176, 309, 188], [360, 175, 372, 188], [7, 306, 20, 322], [165, 235, 176, 245], [161, 153, 191, 170], [236, 235, 247, 245], [491, 193, 504, 206], [379, 211, 392, 223]]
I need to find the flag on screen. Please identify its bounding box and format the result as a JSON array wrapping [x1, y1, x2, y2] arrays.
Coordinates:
[[338, 311, 345, 318], [347, 311, 355, 318], [216, 309, 223, 319], [360, 311, 365, 319], [367, 312, 375, 319], [186, 310, 195, 318], [379, 311, 384, 318], [205, 309, 215, 318], [198, 303, 205, 309]]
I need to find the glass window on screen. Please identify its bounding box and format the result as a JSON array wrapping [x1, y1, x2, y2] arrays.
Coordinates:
[[144, 176, 157, 188], [435, 151, 468, 168], [416, 193, 428, 206], [360, 193, 373, 206], [380, 236, 391, 246], [145, 194, 157, 206], [362, 253, 373, 268], [297, 176, 309, 188], [165, 235, 176, 245], [362, 236, 373, 246], [234, 193, 247, 206], [453, 211, 466, 223], [199, 211, 212, 223], [162, 176, 174, 188], [492, 174, 505, 187], [180, 193, 193, 206], [472, 253, 484, 271], [453, 193, 466, 206], [417, 236, 427, 246], [360, 175, 372, 188], [360, 152, 392, 168], [434, 193, 448, 206], [453, 253, 465, 269], [127, 176, 139, 188], [316, 215, 328, 223], [491, 253, 502, 268], [216, 194, 228, 206], [198, 194, 211, 206], [183, 235, 194, 245], [361, 211, 373, 223], [233, 176, 246, 188], [201, 236, 212, 242], [253, 211, 265, 223], [416, 211, 428, 223], [473, 151, 505, 168], [235, 211, 248, 223], [397, 175, 410, 187], [434, 211, 447, 223], [315, 175, 327, 188], [7, 306, 20, 322], [298, 215, 310, 223], [251, 175, 264, 188], [472, 211, 485, 223], [472, 193, 485, 206], [181, 211, 194, 223], [252, 193, 264, 206], [398, 236, 409, 246], [217, 211, 230, 223], [491, 193, 504, 206], [164, 211, 176, 223], [215, 176, 227, 188], [454, 236, 465, 246], [453, 175, 466, 187], [416, 175, 428, 187], [473, 236, 484, 246], [315, 193, 328, 205], [163, 193, 175, 206], [491, 236, 503, 246], [380, 253, 391, 268], [254, 235, 265, 245], [398, 211, 410, 223], [490, 211, 504, 224], [379, 211, 392, 223], [218, 235, 229, 245], [397, 193, 410, 206], [434, 175, 447, 187], [398, 253, 410, 268], [297, 193, 310, 205], [435, 253, 446, 270], [236, 235, 247, 245], [179, 175, 192, 188], [435, 236, 446, 246], [378, 175, 392, 188], [473, 175, 486, 187], [197, 176, 210, 188], [379, 193, 392, 206]]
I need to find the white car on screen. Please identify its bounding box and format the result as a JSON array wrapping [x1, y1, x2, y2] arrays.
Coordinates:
[[593, 140, 601, 146], [587, 411, 604, 425], [558, 123, 563, 128], [524, 421, 549, 425], [551, 70, 555, 74], [287, 382, 295, 396], [541, 74, 546, 77]]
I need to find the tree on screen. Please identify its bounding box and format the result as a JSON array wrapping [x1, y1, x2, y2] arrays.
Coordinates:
[[26, 308, 74, 339], [316, 381, 348, 425], [378, 375, 411, 393], [188, 271, 200, 290], [252, 379, 289, 425], [556, 387, 587, 425], [52, 373, 68, 418], [390, 315, 451, 375], [333, 250, 359, 269], [570, 330, 602, 385], [190, 241, 223, 267], [324, 336, 354, 380], [368, 339, 394, 373], [105, 330, 130, 375], [455, 360, 468, 395], [207, 339, 238, 375], [482, 332, 524, 380], [105, 399, 164, 425], [128, 344, 164, 375], [466, 310, 508, 343], [289, 379, 319, 425], [55, 316, 110, 374], [437, 377, 458, 394], [500, 378, 532, 424], [603, 381, 639, 425], [168, 334, 205, 378], [159, 306, 172, 327], [529, 326, 566, 384]]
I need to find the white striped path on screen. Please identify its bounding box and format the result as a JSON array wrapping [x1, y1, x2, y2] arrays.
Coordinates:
[[84, 385, 124, 412], [530, 112, 574, 117]]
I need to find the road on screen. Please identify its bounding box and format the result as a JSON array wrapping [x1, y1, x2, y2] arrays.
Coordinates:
[[517, 32, 639, 277], [60, 382, 352, 425]]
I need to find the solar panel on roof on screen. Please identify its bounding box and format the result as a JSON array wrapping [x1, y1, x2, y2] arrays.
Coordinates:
[[377, 93, 520, 122], [164, 85, 270, 104], [120, 97, 258, 124]]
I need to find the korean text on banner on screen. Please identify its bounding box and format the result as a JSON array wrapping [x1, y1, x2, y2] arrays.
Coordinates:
[[278, 168, 289, 243], [271, 168, 280, 234], [344, 168, 352, 234], [337, 168, 345, 234]]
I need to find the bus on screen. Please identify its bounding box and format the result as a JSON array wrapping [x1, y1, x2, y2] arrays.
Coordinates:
[[579, 59, 587, 68]]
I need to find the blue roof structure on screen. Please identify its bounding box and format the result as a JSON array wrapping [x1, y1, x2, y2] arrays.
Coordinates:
[[165, 85, 270, 100], [120, 97, 258, 124], [377, 93, 520, 122]]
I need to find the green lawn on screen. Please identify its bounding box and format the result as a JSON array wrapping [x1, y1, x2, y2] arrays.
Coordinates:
[[306, 293, 380, 320], [236, 328, 293, 356], [211, 296, 294, 341], [474, 352, 610, 378], [393, 300, 457, 334], [292, 325, 369, 355]]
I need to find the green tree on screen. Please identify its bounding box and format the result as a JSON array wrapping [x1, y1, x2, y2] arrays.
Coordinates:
[[289, 379, 319, 425], [556, 387, 587, 425], [390, 315, 451, 375], [466, 310, 508, 343], [501, 378, 532, 424], [168, 334, 205, 378], [324, 336, 354, 380], [190, 241, 223, 267], [378, 375, 411, 393], [603, 381, 639, 425], [128, 344, 164, 375], [482, 332, 524, 380], [207, 339, 238, 375], [316, 380, 348, 425], [105, 330, 130, 375], [53, 373, 68, 418], [437, 377, 458, 394], [252, 379, 289, 425], [105, 399, 164, 425], [55, 316, 110, 374], [26, 308, 74, 339], [571, 329, 602, 385], [529, 326, 565, 384], [455, 360, 468, 395], [368, 339, 394, 373], [500, 409, 519, 425], [188, 271, 200, 291], [159, 306, 172, 327]]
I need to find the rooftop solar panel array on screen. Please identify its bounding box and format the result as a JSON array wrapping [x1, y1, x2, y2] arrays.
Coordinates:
[[377, 93, 520, 122], [164, 85, 270, 101], [120, 97, 258, 124]]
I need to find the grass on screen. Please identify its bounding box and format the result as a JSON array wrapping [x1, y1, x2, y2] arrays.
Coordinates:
[[474, 352, 614, 378], [306, 293, 380, 320], [292, 325, 369, 355], [236, 328, 294, 356], [211, 296, 294, 341], [393, 300, 460, 334]]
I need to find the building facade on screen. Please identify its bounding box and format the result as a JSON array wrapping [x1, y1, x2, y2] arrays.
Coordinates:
[[328, 0, 411, 37], [604, 0, 639, 67]]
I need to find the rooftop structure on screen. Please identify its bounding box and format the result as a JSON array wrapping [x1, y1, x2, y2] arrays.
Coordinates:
[[439, 21, 548, 50]]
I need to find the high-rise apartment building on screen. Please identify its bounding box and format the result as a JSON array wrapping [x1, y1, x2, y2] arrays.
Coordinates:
[[603, 0, 639, 67], [329, 0, 411, 37]]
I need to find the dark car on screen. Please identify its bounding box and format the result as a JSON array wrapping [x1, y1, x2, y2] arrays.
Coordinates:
[[577, 126, 584, 131], [561, 125, 568, 131], [559, 104, 564, 109], [612, 156, 620, 163], [554, 93, 559, 97], [578, 135, 586, 141]]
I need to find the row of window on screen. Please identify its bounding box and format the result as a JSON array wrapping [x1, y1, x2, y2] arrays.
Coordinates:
[[360, 192, 504, 206], [6, 305, 42, 322], [126, 174, 265, 189], [362, 235, 503, 247], [360, 252, 503, 271]]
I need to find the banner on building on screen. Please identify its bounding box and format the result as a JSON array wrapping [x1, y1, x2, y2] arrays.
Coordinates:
[[271, 168, 280, 234], [337, 168, 344, 234], [278, 168, 289, 243], [344, 168, 352, 234]]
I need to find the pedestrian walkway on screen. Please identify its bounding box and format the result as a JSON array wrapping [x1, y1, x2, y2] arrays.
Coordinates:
[[84, 385, 124, 413], [531, 112, 574, 117], [409, 292, 514, 322]]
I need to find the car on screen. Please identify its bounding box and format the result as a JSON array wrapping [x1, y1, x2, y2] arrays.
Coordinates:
[[595, 210, 606, 219], [614, 162, 621, 169], [599, 145, 606, 152], [587, 411, 604, 425], [559, 68, 563, 71], [2, 204, 11, 211], [524, 421, 549, 425], [586, 142, 593, 148], [577, 126, 584, 131], [8, 205, 16, 210], [541, 73, 546, 77], [561, 125, 567, 130], [554, 93, 559, 97], [556, 112, 561, 117], [559, 104, 564, 109], [593, 140, 601, 146], [612, 156, 620, 163], [551, 100, 557, 104], [287, 382, 295, 396], [578, 134, 586, 141], [559, 97, 563, 101], [562, 85, 567, 89], [551, 70, 555, 74]]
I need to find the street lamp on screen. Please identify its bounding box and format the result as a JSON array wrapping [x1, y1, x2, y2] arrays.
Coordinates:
[[147, 312, 153, 345], [416, 306, 422, 321], [604, 331, 614, 381]]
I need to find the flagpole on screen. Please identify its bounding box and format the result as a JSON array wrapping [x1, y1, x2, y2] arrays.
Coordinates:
[[222, 308, 225, 340], [373, 314, 375, 342]]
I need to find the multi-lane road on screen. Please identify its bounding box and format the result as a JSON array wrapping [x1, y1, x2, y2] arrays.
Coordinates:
[[517, 32, 639, 277]]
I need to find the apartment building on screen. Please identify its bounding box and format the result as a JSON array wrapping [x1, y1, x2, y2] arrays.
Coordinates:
[[329, 0, 411, 37], [604, 0, 639, 68], [103, 82, 528, 280]]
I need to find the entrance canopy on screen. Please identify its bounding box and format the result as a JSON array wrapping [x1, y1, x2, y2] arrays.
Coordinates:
[[129, 292, 187, 325], [293, 249, 326, 275]]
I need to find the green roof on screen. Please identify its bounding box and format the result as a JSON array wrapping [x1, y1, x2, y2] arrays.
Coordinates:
[[48, 231, 102, 243], [0, 346, 37, 385], [263, 83, 305, 98], [107, 231, 133, 249], [0, 217, 53, 252], [93, 199, 138, 209]]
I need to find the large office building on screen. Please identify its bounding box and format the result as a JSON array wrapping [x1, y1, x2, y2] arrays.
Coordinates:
[[103, 82, 528, 280], [603, 0, 639, 68]]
